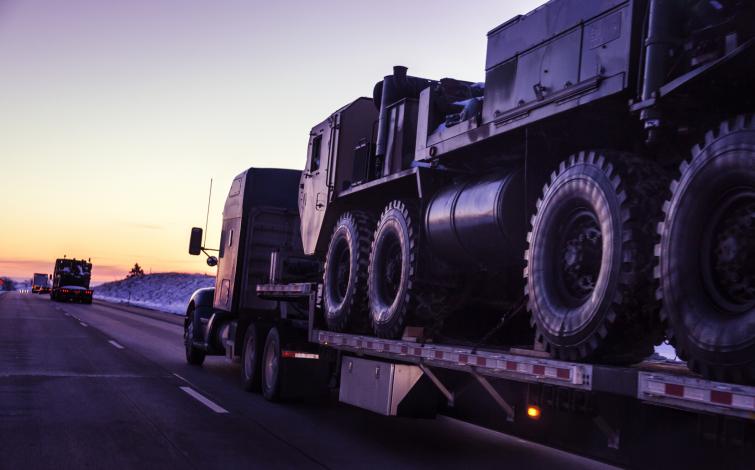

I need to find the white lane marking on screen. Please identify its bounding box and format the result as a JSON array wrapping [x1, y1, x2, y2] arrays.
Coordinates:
[[179, 386, 229, 414], [173, 373, 189, 383], [79, 322, 88, 327], [108, 340, 125, 350], [64, 313, 70, 317]]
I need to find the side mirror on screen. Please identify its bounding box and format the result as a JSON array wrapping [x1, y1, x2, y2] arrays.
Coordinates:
[[189, 227, 203, 255], [206, 256, 218, 267]]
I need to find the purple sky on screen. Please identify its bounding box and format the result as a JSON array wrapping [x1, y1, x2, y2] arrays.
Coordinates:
[[0, 0, 543, 281]]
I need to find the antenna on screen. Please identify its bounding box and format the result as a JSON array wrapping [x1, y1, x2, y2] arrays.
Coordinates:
[[204, 178, 213, 247]]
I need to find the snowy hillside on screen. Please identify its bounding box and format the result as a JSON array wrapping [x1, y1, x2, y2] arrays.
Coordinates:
[[94, 273, 214, 315]]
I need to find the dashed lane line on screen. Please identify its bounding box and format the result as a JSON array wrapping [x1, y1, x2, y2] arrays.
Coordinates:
[[79, 321, 88, 327], [108, 340, 125, 349], [179, 386, 229, 414], [173, 373, 189, 383]]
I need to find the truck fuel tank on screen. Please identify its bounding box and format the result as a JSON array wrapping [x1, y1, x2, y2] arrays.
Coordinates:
[[424, 169, 525, 271]]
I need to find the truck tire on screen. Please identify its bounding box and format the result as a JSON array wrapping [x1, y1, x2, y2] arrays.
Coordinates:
[[261, 326, 282, 401], [241, 323, 264, 392], [524, 151, 666, 362], [657, 114, 755, 383], [323, 211, 374, 332], [368, 200, 420, 338], [184, 313, 206, 366]]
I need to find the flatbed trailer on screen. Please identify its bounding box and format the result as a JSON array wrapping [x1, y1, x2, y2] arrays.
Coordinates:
[[254, 282, 754, 468]]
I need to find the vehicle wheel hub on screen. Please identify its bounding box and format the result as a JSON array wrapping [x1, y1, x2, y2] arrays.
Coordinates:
[[559, 209, 602, 303], [708, 194, 755, 312]]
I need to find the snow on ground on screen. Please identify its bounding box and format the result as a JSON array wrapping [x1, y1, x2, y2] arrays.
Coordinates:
[[94, 273, 214, 315], [654, 342, 680, 361]]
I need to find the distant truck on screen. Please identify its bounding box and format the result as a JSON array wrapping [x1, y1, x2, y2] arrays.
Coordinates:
[[50, 258, 93, 304], [31, 273, 50, 294]]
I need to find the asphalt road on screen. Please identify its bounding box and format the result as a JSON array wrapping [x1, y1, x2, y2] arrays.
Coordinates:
[[0, 291, 617, 469]]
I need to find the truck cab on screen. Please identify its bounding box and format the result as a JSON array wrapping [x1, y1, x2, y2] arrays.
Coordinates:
[[186, 168, 319, 366]]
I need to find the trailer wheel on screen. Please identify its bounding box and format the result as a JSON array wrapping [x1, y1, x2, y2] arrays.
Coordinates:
[[184, 311, 206, 366], [261, 326, 282, 401], [241, 323, 264, 392], [657, 114, 755, 383], [323, 211, 374, 332], [368, 200, 420, 338], [525, 151, 667, 362]]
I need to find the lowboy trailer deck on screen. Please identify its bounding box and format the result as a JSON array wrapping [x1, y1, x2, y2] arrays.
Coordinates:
[[249, 281, 754, 467]]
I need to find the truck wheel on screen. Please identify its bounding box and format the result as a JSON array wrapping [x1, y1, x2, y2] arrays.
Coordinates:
[[241, 323, 264, 392], [657, 114, 755, 383], [184, 312, 206, 366], [261, 327, 282, 401], [525, 151, 667, 362], [323, 211, 374, 332], [368, 200, 420, 338]]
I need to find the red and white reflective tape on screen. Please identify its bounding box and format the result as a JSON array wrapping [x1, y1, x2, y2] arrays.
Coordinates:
[[316, 331, 587, 387], [281, 350, 320, 360], [639, 372, 755, 418]]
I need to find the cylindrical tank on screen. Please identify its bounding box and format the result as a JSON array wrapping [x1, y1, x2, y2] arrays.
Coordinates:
[[424, 170, 525, 271], [212, 320, 231, 352]]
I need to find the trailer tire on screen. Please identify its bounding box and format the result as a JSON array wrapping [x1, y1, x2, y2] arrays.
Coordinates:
[[261, 327, 282, 401], [323, 211, 374, 332], [241, 323, 264, 392], [184, 312, 206, 366], [657, 114, 755, 383], [525, 151, 666, 362], [368, 200, 420, 338]]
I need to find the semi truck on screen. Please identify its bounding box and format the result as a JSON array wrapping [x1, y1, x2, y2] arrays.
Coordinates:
[[185, 0, 754, 466], [31, 273, 50, 294], [50, 257, 93, 303]]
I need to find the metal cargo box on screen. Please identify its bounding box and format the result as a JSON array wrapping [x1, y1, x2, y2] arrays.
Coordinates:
[[339, 356, 424, 416], [482, 0, 636, 125]]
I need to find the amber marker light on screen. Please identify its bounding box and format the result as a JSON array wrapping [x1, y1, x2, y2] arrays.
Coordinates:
[[527, 406, 541, 420]]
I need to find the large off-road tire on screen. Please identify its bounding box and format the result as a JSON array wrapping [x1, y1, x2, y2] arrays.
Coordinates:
[[241, 323, 264, 392], [261, 327, 282, 402], [656, 114, 755, 383], [322, 211, 374, 332], [525, 151, 667, 362], [184, 310, 206, 366], [368, 200, 421, 338]]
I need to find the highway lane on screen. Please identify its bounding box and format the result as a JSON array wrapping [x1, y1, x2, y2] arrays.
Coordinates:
[[0, 292, 617, 469]]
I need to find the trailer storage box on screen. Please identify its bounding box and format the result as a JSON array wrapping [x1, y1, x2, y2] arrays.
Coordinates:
[[339, 356, 437, 416]]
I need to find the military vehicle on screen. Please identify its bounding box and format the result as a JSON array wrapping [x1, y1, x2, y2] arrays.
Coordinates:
[[289, 0, 754, 383]]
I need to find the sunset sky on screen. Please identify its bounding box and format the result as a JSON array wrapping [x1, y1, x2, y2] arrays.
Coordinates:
[[0, 0, 542, 283]]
